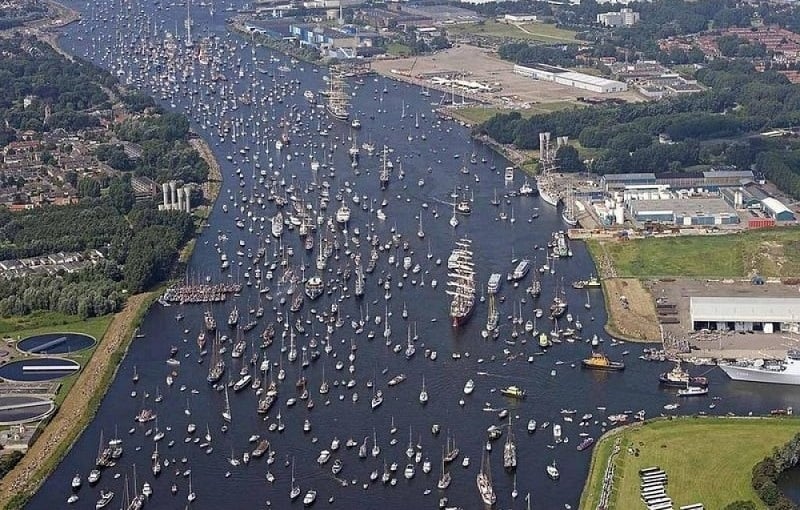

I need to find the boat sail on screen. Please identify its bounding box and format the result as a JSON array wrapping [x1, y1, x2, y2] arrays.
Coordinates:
[[536, 132, 559, 207], [446, 238, 476, 327], [326, 65, 349, 121], [561, 185, 578, 227]]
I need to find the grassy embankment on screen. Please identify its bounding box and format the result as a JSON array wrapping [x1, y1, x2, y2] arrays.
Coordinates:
[[587, 227, 800, 278], [580, 417, 800, 510], [0, 292, 158, 510], [447, 20, 577, 43]]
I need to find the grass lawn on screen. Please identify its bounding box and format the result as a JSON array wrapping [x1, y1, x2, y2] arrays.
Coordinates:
[[453, 102, 580, 125], [580, 417, 800, 510], [588, 227, 800, 278], [386, 42, 412, 57], [448, 20, 576, 43]]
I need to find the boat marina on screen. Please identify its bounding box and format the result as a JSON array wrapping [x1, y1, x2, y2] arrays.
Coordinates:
[[22, 1, 800, 510]]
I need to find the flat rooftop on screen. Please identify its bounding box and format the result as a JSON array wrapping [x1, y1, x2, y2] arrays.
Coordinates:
[[691, 296, 800, 322], [629, 197, 736, 216]]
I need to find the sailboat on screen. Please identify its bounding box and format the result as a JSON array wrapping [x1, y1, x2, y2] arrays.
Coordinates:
[[290, 457, 301, 500], [187, 474, 196, 502], [437, 447, 451, 489], [222, 385, 232, 422], [476, 448, 496, 506], [419, 376, 428, 405], [503, 416, 516, 471], [449, 198, 459, 228], [417, 212, 425, 239], [447, 238, 476, 327]]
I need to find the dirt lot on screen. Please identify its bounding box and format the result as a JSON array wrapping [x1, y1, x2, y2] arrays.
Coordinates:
[[370, 44, 640, 108], [650, 278, 800, 360], [603, 278, 662, 343]]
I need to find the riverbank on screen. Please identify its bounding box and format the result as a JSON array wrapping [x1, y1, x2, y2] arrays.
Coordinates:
[[189, 136, 223, 221], [0, 292, 157, 510], [227, 16, 323, 65], [579, 416, 800, 510], [600, 278, 662, 343]]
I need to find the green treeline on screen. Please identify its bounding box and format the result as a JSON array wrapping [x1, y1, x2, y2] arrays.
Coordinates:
[[477, 60, 800, 197], [0, 201, 195, 316]]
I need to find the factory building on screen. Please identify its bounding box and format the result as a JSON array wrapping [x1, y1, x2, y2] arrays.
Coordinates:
[[690, 297, 800, 334], [626, 197, 739, 226], [513, 63, 628, 94], [761, 197, 796, 221]]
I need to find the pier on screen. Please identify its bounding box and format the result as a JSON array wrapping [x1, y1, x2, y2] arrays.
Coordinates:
[[161, 282, 243, 304]]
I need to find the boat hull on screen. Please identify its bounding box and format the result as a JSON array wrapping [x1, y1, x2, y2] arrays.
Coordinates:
[[720, 364, 800, 385], [581, 361, 625, 371], [450, 302, 475, 327]]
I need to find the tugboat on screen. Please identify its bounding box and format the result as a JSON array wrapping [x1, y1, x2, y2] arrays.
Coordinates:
[[659, 362, 708, 388], [581, 352, 625, 371]]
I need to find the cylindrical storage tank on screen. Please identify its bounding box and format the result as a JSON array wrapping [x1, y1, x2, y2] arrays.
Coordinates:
[[614, 205, 625, 224]]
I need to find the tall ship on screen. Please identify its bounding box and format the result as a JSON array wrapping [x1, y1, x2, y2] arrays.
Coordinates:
[[503, 417, 517, 471], [719, 351, 800, 385], [379, 145, 391, 190], [537, 131, 559, 207], [561, 186, 578, 227], [446, 238, 476, 327], [326, 65, 350, 121]]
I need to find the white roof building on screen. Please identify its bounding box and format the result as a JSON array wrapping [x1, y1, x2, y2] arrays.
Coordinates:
[[690, 297, 800, 332]]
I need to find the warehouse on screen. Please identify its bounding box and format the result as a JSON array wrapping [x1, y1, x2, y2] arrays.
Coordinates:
[[513, 63, 628, 94], [690, 297, 800, 333], [626, 197, 739, 226], [761, 197, 796, 221]]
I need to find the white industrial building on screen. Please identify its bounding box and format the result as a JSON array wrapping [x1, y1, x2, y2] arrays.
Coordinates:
[[690, 297, 800, 334], [513, 63, 627, 94], [597, 8, 639, 27]]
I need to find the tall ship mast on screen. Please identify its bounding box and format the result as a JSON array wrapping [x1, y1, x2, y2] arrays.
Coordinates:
[[446, 238, 476, 327], [326, 65, 350, 122]]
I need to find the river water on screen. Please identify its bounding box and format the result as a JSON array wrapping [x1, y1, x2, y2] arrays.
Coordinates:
[[25, 1, 799, 509]]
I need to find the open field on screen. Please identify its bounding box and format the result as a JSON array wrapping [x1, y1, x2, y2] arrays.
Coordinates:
[[371, 45, 639, 109], [447, 20, 577, 43], [0, 292, 156, 510], [580, 417, 800, 510], [588, 227, 800, 278]]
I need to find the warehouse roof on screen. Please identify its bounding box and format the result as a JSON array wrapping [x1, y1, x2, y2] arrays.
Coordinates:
[[629, 198, 735, 217], [761, 197, 792, 215], [690, 297, 800, 323]]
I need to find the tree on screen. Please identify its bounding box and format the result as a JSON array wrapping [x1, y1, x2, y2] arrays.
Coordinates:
[[107, 176, 135, 214], [556, 145, 585, 173], [77, 177, 101, 198]]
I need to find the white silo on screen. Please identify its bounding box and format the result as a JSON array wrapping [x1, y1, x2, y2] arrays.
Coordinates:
[[162, 182, 169, 209], [169, 181, 178, 209], [184, 187, 192, 213], [177, 188, 184, 211], [615, 205, 625, 225]]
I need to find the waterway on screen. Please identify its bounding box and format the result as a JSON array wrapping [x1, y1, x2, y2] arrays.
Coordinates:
[[26, 1, 800, 509]]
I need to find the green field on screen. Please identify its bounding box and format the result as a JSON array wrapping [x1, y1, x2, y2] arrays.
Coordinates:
[[448, 20, 577, 43], [453, 102, 580, 125], [386, 42, 413, 57], [580, 418, 800, 510], [588, 227, 800, 278]]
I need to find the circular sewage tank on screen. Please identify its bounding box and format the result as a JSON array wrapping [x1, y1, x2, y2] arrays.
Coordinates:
[[0, 357, 80, 382], [0, 395, 55, 425], [17, 332, 95, 355]]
